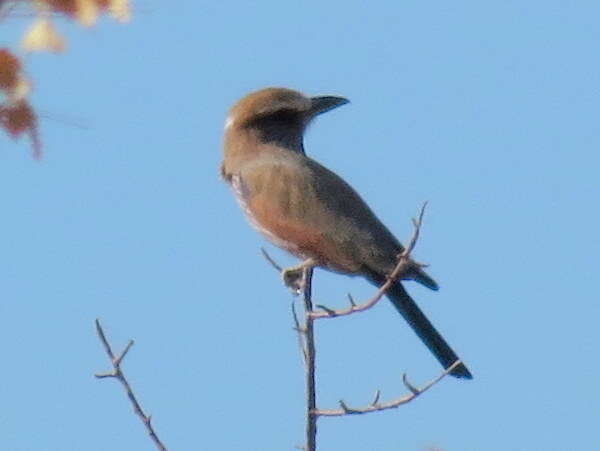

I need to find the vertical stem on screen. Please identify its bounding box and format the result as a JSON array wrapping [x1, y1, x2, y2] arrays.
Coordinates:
[[303, 267, 317, 451]]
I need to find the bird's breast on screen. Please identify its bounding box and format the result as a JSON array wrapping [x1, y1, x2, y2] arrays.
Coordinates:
[[230, 174, 304, 256], [228, 169, 366, 275]]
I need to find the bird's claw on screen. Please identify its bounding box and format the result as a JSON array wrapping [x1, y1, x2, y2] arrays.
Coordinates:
[[282, 267, 305, 295]]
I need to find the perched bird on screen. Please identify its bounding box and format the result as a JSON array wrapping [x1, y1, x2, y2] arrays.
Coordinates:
[[220, 87, 471, 379]]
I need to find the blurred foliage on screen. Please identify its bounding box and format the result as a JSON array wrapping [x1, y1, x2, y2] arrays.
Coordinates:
[[0, 0, 131, 158]]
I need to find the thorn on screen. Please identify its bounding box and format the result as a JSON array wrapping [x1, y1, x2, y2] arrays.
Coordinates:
[[94, 372, 116, 379], [315, 304, 337, 315], [371, 389, 381, 406], [347, 293, 356, 306], [339, 400, 349, 412], [402, 373, 420, 395]]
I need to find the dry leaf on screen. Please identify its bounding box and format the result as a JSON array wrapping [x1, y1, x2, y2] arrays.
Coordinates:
[[75, 0, 99, 26], [22, 17, 66, 53], [108, 0, 130, 22], [10, 76, 31, 101]]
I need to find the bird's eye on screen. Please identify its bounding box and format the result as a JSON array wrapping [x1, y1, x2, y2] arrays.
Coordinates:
[[242, 107, 303, 132], [246, 108, 299, 128], [268, 108, 298, 121]]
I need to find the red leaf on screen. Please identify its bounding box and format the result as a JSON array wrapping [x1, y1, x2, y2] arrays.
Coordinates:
[[0, 101, 42, 158], [45, 0, 77, 16], [0, 48, 20, 90]]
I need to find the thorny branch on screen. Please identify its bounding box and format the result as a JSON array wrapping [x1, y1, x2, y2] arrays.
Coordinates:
[[314, 360, 463, 417], [94, 319, 168, 451], [262, 203, 459, 450]]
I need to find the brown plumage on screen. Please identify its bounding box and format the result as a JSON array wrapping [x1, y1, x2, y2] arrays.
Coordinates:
[[221, 87, 472, 379]]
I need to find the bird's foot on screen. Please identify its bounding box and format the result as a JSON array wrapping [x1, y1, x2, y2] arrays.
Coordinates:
[[281, 259, 316, 295], [282, 267, 305, 295]]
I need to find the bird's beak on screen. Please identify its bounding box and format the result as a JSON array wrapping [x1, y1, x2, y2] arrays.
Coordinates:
[[309, 96, 350, 116]]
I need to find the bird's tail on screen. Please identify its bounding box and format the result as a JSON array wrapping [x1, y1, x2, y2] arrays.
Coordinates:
[[384, 280, 472, 379]]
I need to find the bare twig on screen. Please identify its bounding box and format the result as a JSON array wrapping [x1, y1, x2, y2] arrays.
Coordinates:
[[302, 268, 318, 451], [310, 202, 428, 319], [406, 201, 428, 256], [314, 360, 462, 417], [261, 247, 282, 271], [94, 319, 168, 451], [292, 301, 308, 363]]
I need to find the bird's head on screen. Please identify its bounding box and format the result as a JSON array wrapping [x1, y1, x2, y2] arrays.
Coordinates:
[[224, 87, 349, 152]]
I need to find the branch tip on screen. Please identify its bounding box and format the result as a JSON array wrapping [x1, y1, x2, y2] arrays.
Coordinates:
[[94, 320, 167, 450], [114, 339, 135, 366], [94, 372, 115, 379]]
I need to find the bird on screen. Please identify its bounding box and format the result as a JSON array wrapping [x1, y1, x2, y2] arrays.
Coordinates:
[[220, 87, 472, 379]]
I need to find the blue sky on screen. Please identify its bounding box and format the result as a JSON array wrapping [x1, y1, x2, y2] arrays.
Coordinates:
[[2, 1, 599, 450]]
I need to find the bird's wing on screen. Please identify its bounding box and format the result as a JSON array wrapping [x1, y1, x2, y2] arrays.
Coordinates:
[[237, 155, 403, 275], [306, 159, 439, 290]]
